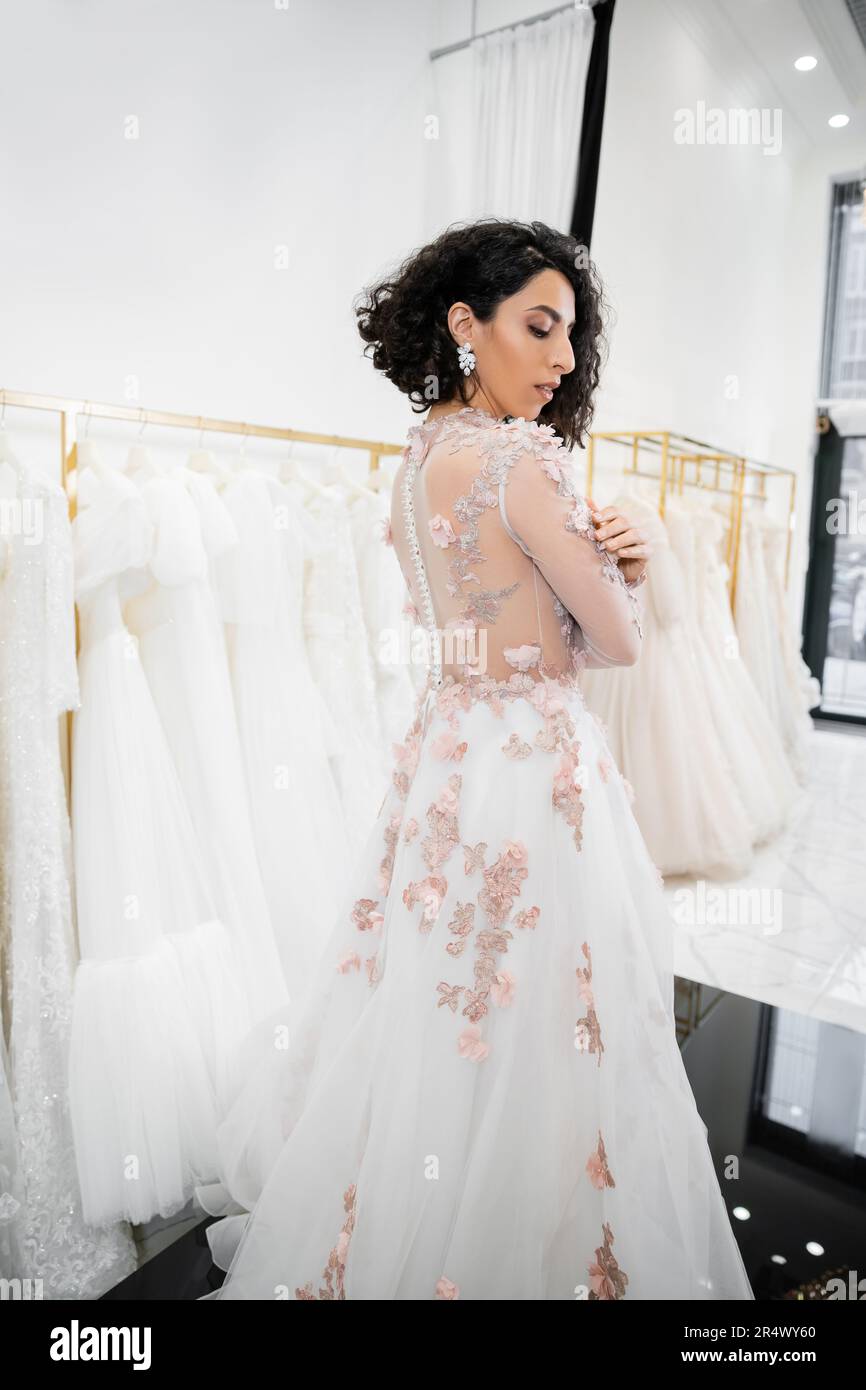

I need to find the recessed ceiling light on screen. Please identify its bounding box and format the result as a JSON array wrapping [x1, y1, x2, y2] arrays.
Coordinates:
[[732, 1206, 751, 1221], [795, 56, 817, 71], [829, 114, 850, 128], [806, 1240, 825, 1256], [771, 1254, 787, 1265]]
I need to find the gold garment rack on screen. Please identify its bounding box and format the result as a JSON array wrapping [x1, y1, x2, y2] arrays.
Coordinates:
[[1, 395, 798, 604], [0, 388, 406, 521], [586, 429, 797, 607], [0, 386, 407, 805]]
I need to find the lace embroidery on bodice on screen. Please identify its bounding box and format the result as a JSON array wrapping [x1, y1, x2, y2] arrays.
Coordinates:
[[391, 407, 645, 687]]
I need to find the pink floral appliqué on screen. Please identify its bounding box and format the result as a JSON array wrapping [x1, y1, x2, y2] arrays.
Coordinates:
[[420, 773, 462, 870], [351, 898, 384, 934], [428, 514, 457, 548], [574, 941, 604, 1065], [392, 726, 422, 801], [587, 1221, 628, 1301], [462, 841, 487, 875], [403, 873, 447, 934], [378, 814, 401, 896], [478, 840, 528, 928], [502, 732, 532, 759], [431, 730, 468, 762], [445, 900, 475, 957], [490, 969, 516, 1007], [435, 1276, 460, 1299], [436, 981, 464, 1012], [503, 643, 542, 672], [437, 838, 536, 1058], [295, 1183, 357, 1300], [586, 1130, 616, 1191], [462, 842, 528, 1029], [457, 1023, 489, 1061], [552, 741, 585, 851], [513, 905, 540, 931]]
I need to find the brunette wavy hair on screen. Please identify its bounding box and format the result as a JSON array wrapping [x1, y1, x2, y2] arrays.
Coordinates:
[[354, 217, 608, 451]]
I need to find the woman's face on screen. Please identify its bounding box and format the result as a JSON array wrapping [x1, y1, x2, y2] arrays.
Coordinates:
[[458, 268, 577, 420]]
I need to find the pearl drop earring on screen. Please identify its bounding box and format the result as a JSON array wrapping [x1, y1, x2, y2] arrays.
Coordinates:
[[457, 341, 476, 376]]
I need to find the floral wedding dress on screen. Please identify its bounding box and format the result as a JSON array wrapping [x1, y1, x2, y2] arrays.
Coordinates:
[[197, 405, 754, 1301]]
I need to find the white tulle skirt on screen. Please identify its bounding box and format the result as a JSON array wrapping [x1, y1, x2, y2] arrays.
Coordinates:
[[195, 670, 754, 1301], [69, 620, 252, 1227]]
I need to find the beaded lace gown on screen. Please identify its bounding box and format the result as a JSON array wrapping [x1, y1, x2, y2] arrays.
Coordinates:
[[0, 449, 136, 1293], [197, 406, 754, 1301]]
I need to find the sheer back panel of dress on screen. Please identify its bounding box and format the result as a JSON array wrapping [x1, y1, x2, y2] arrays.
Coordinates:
[[390, 408, 645, 688]]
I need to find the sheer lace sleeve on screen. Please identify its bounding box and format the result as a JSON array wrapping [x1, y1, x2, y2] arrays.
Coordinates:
[[500, 443, 645, 669]]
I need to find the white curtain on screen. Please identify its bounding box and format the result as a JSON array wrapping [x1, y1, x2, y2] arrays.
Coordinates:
[[469, 4, 595, 229]]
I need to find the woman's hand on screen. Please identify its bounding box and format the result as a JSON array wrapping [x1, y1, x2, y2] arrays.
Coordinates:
[[586, 498, 650, 585]]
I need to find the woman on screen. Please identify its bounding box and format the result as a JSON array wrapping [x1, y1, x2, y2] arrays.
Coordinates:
[[198, 218, 754, 1300]]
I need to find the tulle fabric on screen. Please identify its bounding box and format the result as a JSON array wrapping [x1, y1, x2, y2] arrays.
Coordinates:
[[580, 494, 756, 879], [664, 496, 799, 843], [0, 1018, 25, 1276], [734, 517, 814, 779], [213, 470, 350, 1006], [304, 487, 386, 864], [122, 472, 289, 1021], [69, 465, 252, 1226], [761, 520, 821, 752], [195, 672, 754, 1300], [348, 487, 419, 769]]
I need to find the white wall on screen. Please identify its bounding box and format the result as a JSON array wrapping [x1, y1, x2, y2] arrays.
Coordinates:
[[0, 0, 436, 477]]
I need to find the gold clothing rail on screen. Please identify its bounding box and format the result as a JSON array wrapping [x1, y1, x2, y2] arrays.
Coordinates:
[[0, 386, 407, 804], [586, 429, 797, 607], [0, 387, 406, 521]]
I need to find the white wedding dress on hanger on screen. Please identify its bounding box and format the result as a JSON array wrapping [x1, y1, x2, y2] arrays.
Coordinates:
[[0, 1013, 25, 1280], [303, 483, 390, 864], [580, 487, 755, 879], [0, 443, 136, 1292], [734, 514, 813, 779], [69, 457, 249, 1228], [213, 466, 350, 1010], [122, 462, 289, 1023], [761, 519, 820, 742], [664, 495, 796, 843], [348, 487, 419, 770]]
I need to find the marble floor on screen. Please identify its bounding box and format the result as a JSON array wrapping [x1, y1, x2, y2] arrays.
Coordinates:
[[665, 722, 866, 1035]]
